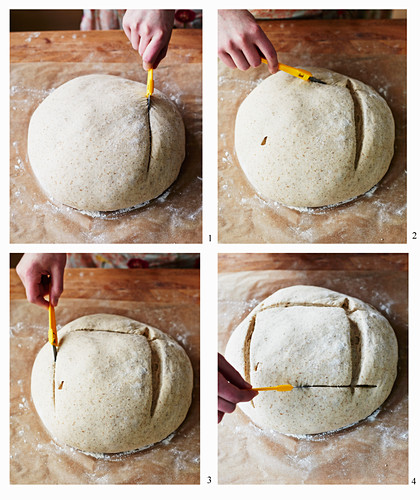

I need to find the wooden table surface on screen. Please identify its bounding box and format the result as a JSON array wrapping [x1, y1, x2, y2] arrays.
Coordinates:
[[218, 19, 406, 244], [10, 268, 200, 303], [10, 267, 200, 484], [258, 18, 406, 55], [218, 253, 408, 273], [10, 29, 202, 63]]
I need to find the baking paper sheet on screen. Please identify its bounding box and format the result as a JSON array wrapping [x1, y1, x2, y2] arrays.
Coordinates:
[[218, 269, 408, 484], [10, 282, 200, 484], [218, 52, 406, 243], [10, 59, 202, 243]]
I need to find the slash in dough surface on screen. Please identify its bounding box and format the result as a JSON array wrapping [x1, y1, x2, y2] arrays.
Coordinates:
[[235, 69, 395, 208], [28, 74, 185, 212], [225, 285, 398, 434], [31, 314, 193, 454]]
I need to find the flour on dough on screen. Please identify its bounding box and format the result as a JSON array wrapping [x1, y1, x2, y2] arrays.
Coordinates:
[[28, 74, 185, 212], [225, 285, 397, 434], [31, 314, 193, 454], [235, 69, 395, 208]]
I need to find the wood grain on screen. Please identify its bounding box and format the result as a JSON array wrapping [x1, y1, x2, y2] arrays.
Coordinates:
[[10, 268, 200, 304], [259, 19, 406, 56], [218, 253, 408, 273], [10, 29, 202, 63]]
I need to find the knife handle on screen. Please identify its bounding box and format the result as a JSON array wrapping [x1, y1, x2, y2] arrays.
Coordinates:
[[48, 281, 58, 347], [146, 68, 154, 97], [261, 58, 313, 81], [253, 384, 294, 392], [48, 303, 58, 347]]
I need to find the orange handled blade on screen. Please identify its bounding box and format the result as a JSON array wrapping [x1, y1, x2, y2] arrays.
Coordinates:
[[48, 283, 58, 362], [261, 58, 312, 81], [48, 303, 58, 346], [253, 384, 294, 392], [146, 68, 154, 97], [261, 58, 326, 84], [253, 384, 377, 391]]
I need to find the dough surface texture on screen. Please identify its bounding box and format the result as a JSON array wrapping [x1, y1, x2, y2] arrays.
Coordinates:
[[225, 285, 398, 434], [28, 74, 185, 211], [235, 69, 395, 207], [31, 314, 193, 454]]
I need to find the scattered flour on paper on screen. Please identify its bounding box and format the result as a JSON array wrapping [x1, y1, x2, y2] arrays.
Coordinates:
[[10, 70, 202, 244], [81, 432, 177, 460]]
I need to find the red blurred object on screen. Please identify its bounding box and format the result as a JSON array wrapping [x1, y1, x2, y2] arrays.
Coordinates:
[[175, 9, 196, 24], [127, 258, 150, 269]]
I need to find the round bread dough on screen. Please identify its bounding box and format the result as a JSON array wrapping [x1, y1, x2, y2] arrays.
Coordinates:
[[28, 74, 185, 211], [235, 69, 395, 207], [31, 314, 193, 454], [225, 285, 398, 435]]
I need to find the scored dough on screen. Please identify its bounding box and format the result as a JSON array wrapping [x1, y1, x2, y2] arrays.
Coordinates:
[[225, 285, 398, 434], [28, 74, 185, 212], [235, 68, 395, 208], [31, 314, 193, 454]]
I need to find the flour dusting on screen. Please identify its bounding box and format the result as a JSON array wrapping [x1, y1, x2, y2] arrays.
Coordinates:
[[11, 62, 202, 244]]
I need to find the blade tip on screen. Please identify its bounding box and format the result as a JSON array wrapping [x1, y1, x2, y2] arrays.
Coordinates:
[[309, 77, 327, 85]]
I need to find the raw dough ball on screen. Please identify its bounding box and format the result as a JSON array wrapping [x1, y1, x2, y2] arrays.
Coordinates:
[[31, 314, 193, 454], [225, 285, 398, 434], [235, 69, 395, 207], [28, 74, 185, 211]]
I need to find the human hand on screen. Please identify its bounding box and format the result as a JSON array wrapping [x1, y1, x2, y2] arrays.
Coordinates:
[[218, 353, 257, 423], [16, 254, 67, 309], [123, 9, 175, 70], [218, 10, 278, 74]]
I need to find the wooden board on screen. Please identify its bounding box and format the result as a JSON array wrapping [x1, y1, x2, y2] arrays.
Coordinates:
[[10, 268, 200, 484], [218, 19, 406, 243], [218, 254, 408, 484], [10, 30, 202, 243], [218, 252, 408, 272]]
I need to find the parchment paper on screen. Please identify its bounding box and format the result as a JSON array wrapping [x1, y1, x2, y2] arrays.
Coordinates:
[[10, 285, 200, 484], [218, 52, 406, 243], [218, 270, 408, 484], [10, 59, 202, 243]]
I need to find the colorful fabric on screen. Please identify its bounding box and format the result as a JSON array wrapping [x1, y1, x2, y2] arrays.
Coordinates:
[[66, 254, 200, 269], [249, 10, 322, 20], [80, 9, 202, 30], [249, 9, 392, 20], [80, 9, 126, 30], [174, 10, 202, 28]]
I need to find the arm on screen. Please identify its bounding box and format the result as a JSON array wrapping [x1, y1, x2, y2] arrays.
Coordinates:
[[218, 10, 278, 73], [123, 10, 175, 70], [16, 254, 67, 309], [218, 353, 257, 423]]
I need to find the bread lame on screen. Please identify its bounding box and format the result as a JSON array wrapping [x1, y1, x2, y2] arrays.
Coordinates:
[[253, 384, 377, 392], [145, 68, 154, 173], [261, 58, 326, 84], [146, 68, 154, 110], [48, 292, 58, 362]]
